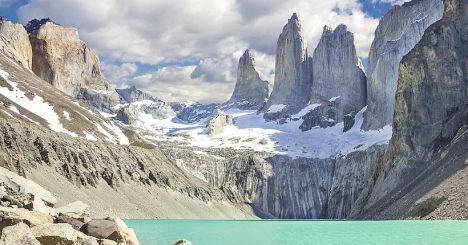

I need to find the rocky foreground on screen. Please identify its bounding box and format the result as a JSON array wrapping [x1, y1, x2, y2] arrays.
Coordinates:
[[0, 166, 140, 245]]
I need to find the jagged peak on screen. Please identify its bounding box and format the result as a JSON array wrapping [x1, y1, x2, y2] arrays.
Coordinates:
[[334, 24, 349, 33], [25, 18, 59, 33], [290, 13, 299, 21], [283, 13, 301, 32], [241, 49, 255, 64]]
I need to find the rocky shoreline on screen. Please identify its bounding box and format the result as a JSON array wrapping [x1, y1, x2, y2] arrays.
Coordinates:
[[0, 166, 140, 245]]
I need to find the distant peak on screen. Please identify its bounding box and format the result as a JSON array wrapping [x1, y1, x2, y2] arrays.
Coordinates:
[[128, 85, 137, 91], [323, 25, 333, 33], [25, 18, 57, 33], [335, 24, 349, 33], [289, 13, 299, 23], [291, 13, 298, 20], [242, 49, 253, 59]]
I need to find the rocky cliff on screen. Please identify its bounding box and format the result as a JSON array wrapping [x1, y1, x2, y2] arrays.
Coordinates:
[[362, 0, 444, 130], [227, 50, 270, 110], [263, 13, 312, 118], [353, 0, 468, 219], [28, 19, 109, 97], [164, 145, 386, 219], [205, 109, 234, 136], [0, 18, 32, 70], [310, 25, 366, 125], [116, 85, 159, 103]]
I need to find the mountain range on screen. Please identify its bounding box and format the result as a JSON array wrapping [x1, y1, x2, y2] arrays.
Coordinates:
[[0, 0, 466, 223]]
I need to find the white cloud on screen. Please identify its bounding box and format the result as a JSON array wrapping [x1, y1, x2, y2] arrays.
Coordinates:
[[132, 66, 235, 103], [101, 62, 138, 86], [17, 0, 381, 103]]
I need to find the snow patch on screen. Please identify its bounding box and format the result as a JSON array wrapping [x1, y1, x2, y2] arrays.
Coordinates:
[[95, 121, 129, 145], [83, 131, 98, 141], [63, 111, 71, 121], [267, 104, 286, 113], [293, 104, 321, 118], [329, 96, 340, 102], [0, 68, 77, 137]]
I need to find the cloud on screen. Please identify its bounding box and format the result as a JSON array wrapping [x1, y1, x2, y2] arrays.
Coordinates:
[[101, 62, 138, 87], [17, 0, 381, 103], [131, 66, 235, 103]]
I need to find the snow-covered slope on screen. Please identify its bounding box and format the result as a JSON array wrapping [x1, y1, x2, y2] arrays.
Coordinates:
[[120, 99, 392, 159], [0, 55, 131, 145]]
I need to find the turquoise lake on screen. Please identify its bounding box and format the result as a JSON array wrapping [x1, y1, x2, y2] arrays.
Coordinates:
[[125, 220, 468, 245]]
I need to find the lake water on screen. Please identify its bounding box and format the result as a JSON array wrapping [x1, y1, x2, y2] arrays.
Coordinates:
[[125, 220, 468, 245]]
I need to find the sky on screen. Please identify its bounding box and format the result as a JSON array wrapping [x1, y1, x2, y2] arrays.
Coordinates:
[[0, 0, 409, 103]]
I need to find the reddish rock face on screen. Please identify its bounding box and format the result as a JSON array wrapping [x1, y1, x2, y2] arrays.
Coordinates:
[[28, 21, 109, 97]]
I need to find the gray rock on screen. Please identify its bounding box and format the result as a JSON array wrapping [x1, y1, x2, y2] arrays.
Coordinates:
[[206, 109, 234, 136], [263, 13, 312, 117], [56, 201, 90, 221], [0, 206, 42, 231], [115, 100, 175, 125], [0, 222, 40, 245], [172, 239, 192, 245], [343, 113, 355, 132], [362, 0, 444, 130], [32, 223, 78, 245], [355, 0, 468, 218], [226, 49, 270, 110], [77, 88, 121, 114], [56, 214, 85, 230], [80, 218, 139, 245], [80, 219, 118, 240], [116, 85, 158, 103], [299, 100, 340, 131], [0, 166, 56, 207], [311, 24, 366, 124], [0, 18, 32, 69], [177, 103, 219, 123]]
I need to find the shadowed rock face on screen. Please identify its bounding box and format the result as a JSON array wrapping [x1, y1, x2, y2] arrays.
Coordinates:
[[164, 145, 386, 219], [227, 50, 270, 110], [353, 0, 468, 219], [28, 20, 109, 97], [362, 0, 444, 130], [311, 24, 366, 119], [0, 18, 32, 69], [263, 13, 312, 117]]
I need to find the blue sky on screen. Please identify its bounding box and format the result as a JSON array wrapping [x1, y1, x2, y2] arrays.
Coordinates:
[[0, 0, 403, 102]]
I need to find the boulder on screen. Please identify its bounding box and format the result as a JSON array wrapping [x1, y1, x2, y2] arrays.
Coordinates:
[[31, 223, 78, 245], [81, 218, 139, 245], [80, 219, 117, 240], [0, 166, 57, 207], [206, 109, 234, 136], [56, 201, 90, 221], [0, 206, 42, 230], [56, 214, 86, 230], [105, 217, 139, 245], [0, 222, 40, 245], [172, 239, 192, 245]]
